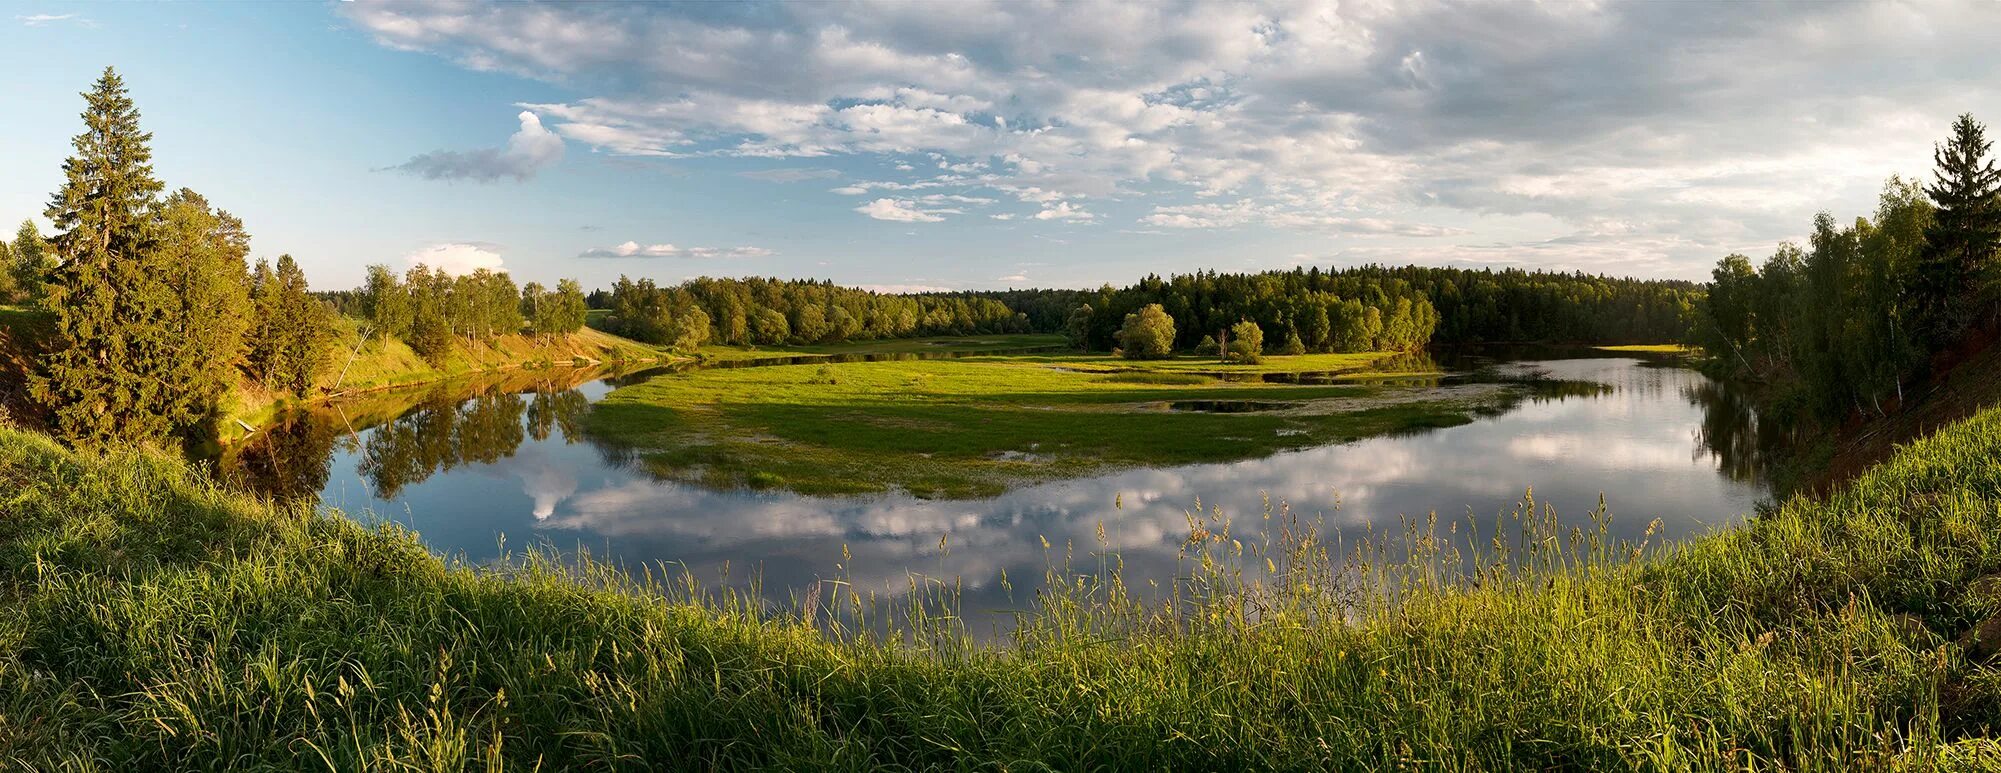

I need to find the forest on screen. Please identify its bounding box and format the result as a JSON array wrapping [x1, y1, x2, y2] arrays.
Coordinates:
[[591, 275, 1031, 348], [1061, 265, 1695, 355], [1693, 114, 2001, 426]]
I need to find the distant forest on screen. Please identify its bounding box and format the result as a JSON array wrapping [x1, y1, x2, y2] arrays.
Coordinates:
[[1060, 266, 1696, 354], [557, 266, 1695, 356]]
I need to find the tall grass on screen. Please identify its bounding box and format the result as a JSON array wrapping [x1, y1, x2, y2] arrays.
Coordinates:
[[1, 404, 2000, 770]]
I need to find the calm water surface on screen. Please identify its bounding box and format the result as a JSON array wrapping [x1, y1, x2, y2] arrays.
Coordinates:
[[220, 350, 1771, 629]]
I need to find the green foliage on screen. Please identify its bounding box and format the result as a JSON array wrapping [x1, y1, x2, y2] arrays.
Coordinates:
[[1193, 334, 1219, 356], [750, 306, 790, 345], [1917, 113, 2001, 344], [1071, 265, 1685, 354], [361, 264, 412, 340], [5, 396, 2001, 767], [1280, 330, 1307, 356], [1064, 303, 1093, 349], [245, 255, 334, 394], [0, 219, 56, 305], [32, 67, 186, 446], [521, 279, 588, 337], [1696, 171, 1955, 424], [1226, 319, 1263, 364], [601, 275, 1030, 347], [1115, 303, 1176, 359], [157, 188, 253, 417]]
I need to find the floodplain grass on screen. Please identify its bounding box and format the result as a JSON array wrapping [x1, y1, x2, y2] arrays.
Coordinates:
[[695, 332, 1071, 361], [3, 400, 2001, 769], [1595, 344, 1700, 355], [585, 351, 1488, 497]]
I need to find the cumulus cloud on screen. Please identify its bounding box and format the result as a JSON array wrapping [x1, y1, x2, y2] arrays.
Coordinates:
[[344, 1, 2001, 276], [855, 198, 952, 223], [1032, 201, 1095, 222], [579, 241, 775, 259], [392, 111, 564, 182], [404, 242, 504, 273]]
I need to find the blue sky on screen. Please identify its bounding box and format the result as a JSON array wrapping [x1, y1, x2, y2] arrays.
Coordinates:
[[4, 2, 1999, 292]]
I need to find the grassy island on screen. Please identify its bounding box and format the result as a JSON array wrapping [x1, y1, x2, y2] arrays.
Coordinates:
[[584, 350, 1497, 497]]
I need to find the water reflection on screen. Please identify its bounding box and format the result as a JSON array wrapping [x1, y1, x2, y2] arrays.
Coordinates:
[[1682, 377, 1793, 485], [214, 352, 1771, 632]]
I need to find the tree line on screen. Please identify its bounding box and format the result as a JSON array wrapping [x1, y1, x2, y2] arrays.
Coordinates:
[[593, 276, 1030, 349], [1037, 265, 1695, 359], [344, 265, 590, 366], [1694, 114, 2001, 424], [1067, 269, 1444, 356]]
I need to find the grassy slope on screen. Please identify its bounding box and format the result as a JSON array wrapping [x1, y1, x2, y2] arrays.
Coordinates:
[[586, 351, 1483, 497], [221, 317, 666, 437], [3, 402, 2001, 768], [0, 305, 52, 426], [1790, 338, 2001, 496]]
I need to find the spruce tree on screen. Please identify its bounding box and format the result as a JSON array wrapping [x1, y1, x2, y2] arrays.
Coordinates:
[[1918, 113, 2001, 343], [33, 67, 178, 445]]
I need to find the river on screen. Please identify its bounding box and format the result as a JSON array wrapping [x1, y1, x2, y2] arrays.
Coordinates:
[[213, 347, 1772, 634]]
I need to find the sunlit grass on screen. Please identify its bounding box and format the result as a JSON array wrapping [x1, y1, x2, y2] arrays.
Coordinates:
[[1595, 343, 1699, 354], [2, 397, 1998, 768], [219, 318, 668, 440], [586, 353, 1492, 497]]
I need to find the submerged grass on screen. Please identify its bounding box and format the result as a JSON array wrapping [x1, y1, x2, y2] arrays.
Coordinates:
[[586, 353, 1489, 497], [2, 399, 2001, 769]]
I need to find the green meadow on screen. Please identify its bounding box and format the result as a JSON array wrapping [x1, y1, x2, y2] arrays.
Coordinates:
[[585, 350, 1495, 497]]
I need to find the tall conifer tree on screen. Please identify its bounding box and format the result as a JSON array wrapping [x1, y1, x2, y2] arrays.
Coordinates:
[[1918, 113, 2001, 342], [33, 67, 179, 445]]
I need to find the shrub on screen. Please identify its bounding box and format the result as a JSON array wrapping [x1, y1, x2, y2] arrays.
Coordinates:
[[1116, 304, 1176, 360], [1226, 320, 1263, 364]]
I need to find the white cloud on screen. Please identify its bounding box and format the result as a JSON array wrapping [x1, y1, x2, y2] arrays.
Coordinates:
[[392, 111, 564, 182], [1032, 201, 1095, 222], [344, 1, 2001, 276], [579, 241, 774, 259], [404, 243, 505, 274], [18, 13, 80, 26], [855, 198, 949, 223]]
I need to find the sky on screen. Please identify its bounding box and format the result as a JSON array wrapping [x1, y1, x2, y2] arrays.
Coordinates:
[[2, 1, 1998, 293]]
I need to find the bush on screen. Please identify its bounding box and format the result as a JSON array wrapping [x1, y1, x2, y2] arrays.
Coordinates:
[[1194, 334, 1220, 357], [1116, 303, 1176, 360], [1226, 320, 1263, 364], [1280, 331, 1306, 356]]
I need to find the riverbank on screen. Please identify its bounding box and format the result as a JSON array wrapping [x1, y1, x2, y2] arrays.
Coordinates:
[[2, 395, 1999, 767], [218, 318, 668, 441]]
